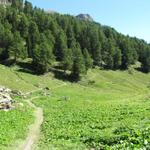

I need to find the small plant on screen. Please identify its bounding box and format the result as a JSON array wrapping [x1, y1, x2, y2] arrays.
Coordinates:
[[88, 80, 95, 85], [128, 67, 134, 75]]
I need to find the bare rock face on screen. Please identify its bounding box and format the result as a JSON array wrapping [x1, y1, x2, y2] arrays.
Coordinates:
[[0, 87, 15, 110], [45, 9, 57, 14], [0, 0, 11, 5], [76, 14, 94, 22]]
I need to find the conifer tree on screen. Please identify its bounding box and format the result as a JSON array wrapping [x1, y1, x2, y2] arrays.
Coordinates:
[[27, 21, 40, 57], [82, 48, 93, 71], [66, 25, 75, 48], [140, 47, 150, 73], [113, 47, 122, 69], [55, 30, 67, 61], [18, 13, 29, 39], [32, 34, 54, 74], [24, 0, 33, 14], [88, 26, 102, 66], [9, 31, 27, 62], [63, 48, 73, 72], [11, 0, 23, 11], [103, 38, 115, 69], [71, 43, 86, 80]]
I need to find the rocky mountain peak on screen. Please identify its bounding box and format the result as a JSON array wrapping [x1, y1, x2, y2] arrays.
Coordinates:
[[76, 14, 94, 22], [0, 0, 11, 5]]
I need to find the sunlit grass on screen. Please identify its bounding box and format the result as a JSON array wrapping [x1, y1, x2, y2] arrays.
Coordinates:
[[34, 69, 150, 149]]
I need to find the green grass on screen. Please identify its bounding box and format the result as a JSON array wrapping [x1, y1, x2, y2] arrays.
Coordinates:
[[0, 64, 67, 149], [0, 64, 63, 93], [0, 64, 150, 149], [0, 98, 34, 150], [0, 65, 37, 93], [33, 69, 150, 149]]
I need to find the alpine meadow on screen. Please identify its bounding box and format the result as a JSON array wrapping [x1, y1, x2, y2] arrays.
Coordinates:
[[0, 0, 150, 150]]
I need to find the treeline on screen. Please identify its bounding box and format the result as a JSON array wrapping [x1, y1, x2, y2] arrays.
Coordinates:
[[0, 0, 150, 80]]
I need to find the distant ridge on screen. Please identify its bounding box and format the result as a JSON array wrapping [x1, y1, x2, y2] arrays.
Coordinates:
[[76, 14, 94, 22]]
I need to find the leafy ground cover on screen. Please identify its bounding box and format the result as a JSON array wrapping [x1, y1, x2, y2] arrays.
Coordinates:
[[0, 98, 34, 150], [1, 64, 150, 149], [0, 64, 67, 150], [33, 69, 150, 149]]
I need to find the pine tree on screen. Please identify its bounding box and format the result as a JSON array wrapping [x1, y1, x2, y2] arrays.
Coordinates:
[[63, 48, 73, 72], [113, 47, 122, 69], [18, 13, 29, 39], [9, 31, 27, 62], [66, 25, 75, 48], [55, 30, 67, 61], [0, 23, 13, 59], [88, 26, 102, 66], [44, 30, 55, 47], [120, 38, 135, 69], [24, 0, 33, 14], [71, 43, 86, 80], [82, 48, 93, 71], [32, 34, 54, 74], [11, 0, 23, 11], [27, 21, 40, 57], [103, 38, 115, 69], [140, 47, 150, 73]]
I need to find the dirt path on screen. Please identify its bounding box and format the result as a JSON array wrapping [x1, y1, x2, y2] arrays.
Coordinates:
[[51, 82, 67, 90], [19, 97, 43, 150], [25, 88, 43, 96], [17, 82, 67, 150]]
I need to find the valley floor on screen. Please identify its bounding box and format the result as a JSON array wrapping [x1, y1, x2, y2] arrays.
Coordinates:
[[0, 65, 150, 149]]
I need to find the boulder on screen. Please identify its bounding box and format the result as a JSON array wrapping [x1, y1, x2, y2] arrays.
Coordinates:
[[0, 86, 15, 110]]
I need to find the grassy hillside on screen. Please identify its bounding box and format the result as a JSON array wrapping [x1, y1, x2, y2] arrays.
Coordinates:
[[0, 64, 63, 149], [0, 64, 150, 149], [0, 64, 64, 93], [33, 69, 150, 149]]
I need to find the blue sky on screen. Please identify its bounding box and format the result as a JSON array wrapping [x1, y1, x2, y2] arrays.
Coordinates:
[[28, 0, 150, 42]]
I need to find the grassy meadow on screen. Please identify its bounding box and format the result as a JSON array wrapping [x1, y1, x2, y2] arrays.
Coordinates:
[[33, 69, 150, 149], [0, 64, 64, 149], [0, 64, 150, 149]]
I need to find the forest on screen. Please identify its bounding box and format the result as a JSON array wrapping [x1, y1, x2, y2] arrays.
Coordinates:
[[0, 0, 150, 80]]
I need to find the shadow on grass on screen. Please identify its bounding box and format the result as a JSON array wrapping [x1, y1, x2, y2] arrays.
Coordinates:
[[0, 59, 16, 66], [17, 62, 78, 82], [16, 61, 37, 74], [0, 59, 79, 82], [49, 68, 76, 82], [16, 62, 77, 82], [135, 67, 149, 73]]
